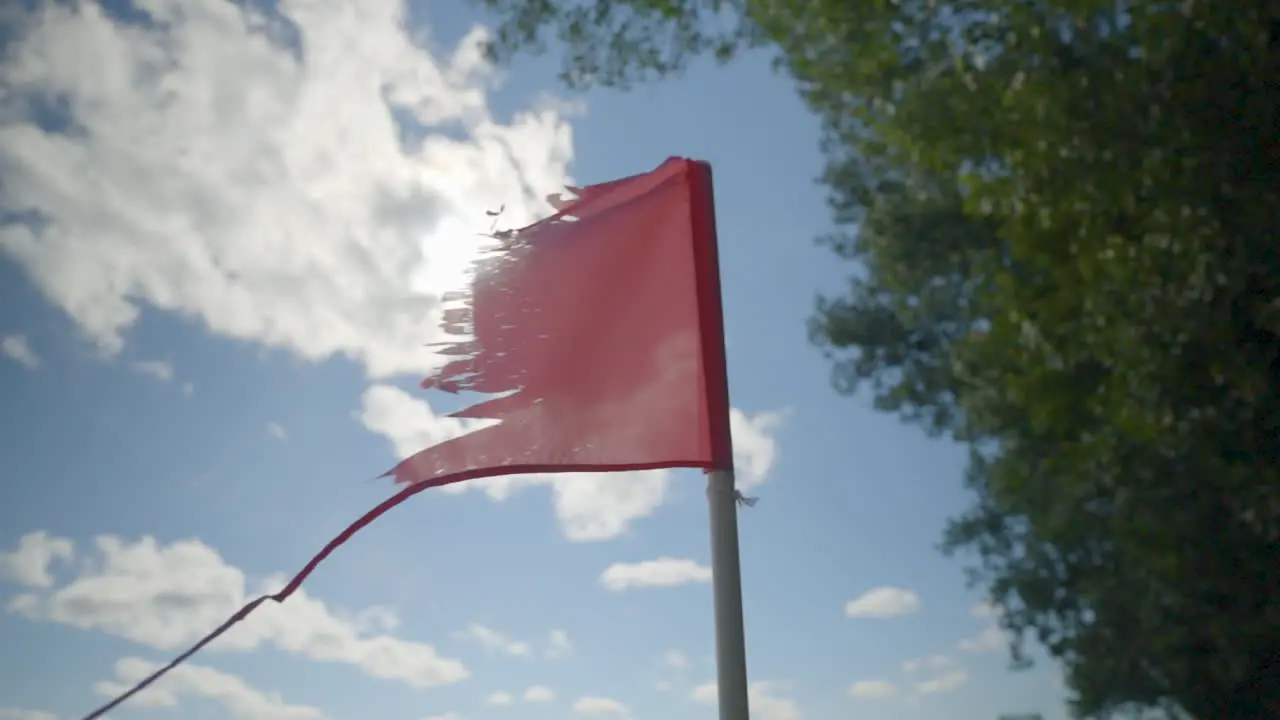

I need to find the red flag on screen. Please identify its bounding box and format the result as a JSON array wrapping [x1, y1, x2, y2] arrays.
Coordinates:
[[81, 157, 732, 720]]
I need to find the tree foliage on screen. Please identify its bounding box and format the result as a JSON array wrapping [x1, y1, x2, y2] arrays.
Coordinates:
[[473, 0, 1280, 717]]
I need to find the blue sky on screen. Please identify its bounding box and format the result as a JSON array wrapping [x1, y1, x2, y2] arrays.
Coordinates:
[[0, 1, 1067, 720]]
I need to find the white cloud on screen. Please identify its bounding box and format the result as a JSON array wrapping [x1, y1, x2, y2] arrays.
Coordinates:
[[958, 625, 1006, 654], [1, 335, 39, 369], [599, 557, 711, 591], [915, 669, 968, 695], [132, 359, 174, 381], [356, 385, 490, 467], [959, 601, 1010, 653], [523, 685, 555, 702], [9, 533, 468, 689], [901, 654, 954, 673], [485, 692, 514, 707], [93, 656, 322, 719], [691, 681, 800, 720], [750, 683, 802, 720], [542, 471, 673, 542], [0, 531, 73, 588], [655, 649, 689, 693], [546, 629, 572, 659], [849, 680, 896, 699], [358, 385, 785, 542], [0, 709, 57, 720], [0, 0, 575, 378], [182, 382, 195, 396], [267, 422, 287, 440], [845, 586, 921, 619], [662, 649, 690, 669], [970, 601, 998, 619], [690, 682, 717, 704], [458, 623, 530, 657], [422, 714, 460, 720], [729, 408, 786, 488], [572, 697, 628, 717]]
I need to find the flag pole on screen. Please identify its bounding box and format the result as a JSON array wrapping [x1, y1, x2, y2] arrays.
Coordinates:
[[707, 468, 751, 720], [689, 159, 751, 720]]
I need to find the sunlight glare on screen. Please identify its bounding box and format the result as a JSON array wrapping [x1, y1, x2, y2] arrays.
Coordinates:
[[413, 214, 496, 297]]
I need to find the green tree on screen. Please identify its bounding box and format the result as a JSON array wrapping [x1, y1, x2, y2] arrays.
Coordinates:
[[473, 0, 1280, 717]]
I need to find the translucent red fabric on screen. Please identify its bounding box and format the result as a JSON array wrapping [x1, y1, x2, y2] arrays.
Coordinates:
[[392, 155, 733, 484], [79, 157, 732, 720]]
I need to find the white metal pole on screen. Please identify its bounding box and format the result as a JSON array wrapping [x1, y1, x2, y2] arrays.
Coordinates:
[[707, 468, 750, 720]]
